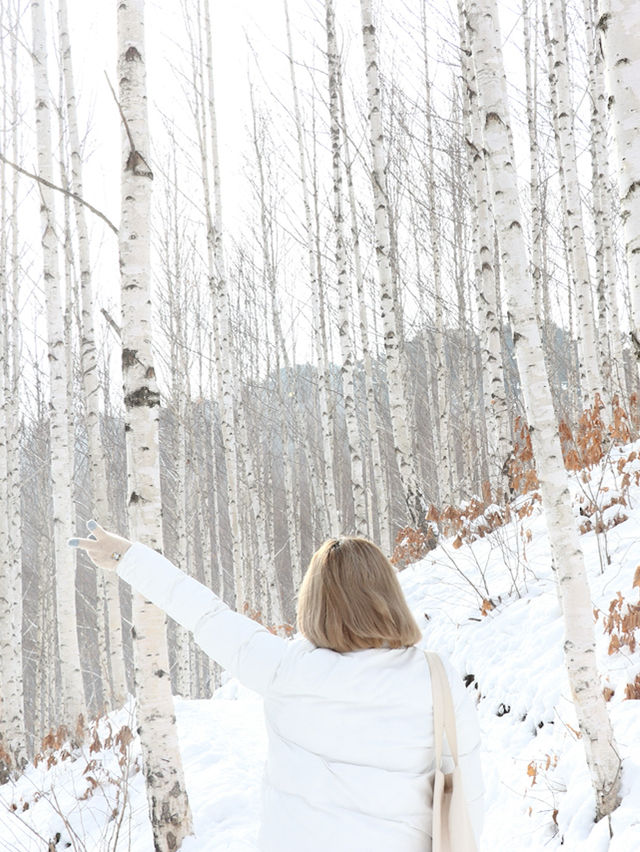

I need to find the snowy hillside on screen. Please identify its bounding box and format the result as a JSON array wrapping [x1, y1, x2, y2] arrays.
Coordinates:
[[2, 445, 640, 851]]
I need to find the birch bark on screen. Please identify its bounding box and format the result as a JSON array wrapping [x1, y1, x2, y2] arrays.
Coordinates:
[[164, 206, 192, 698], [360, 0, 427, 527], [325, 0, 367, 535], [467, 0, 621, 819], [284, 0, 339, 535], [58, 0, 127, 709], [0, 78, 26, 775], [183, 0, 245, 607], [338, 68, 392, 553], [31, 0, 87, 735], [422, 5, 452, 507], [117, 0, 193, 846], [250, 105, 303, 588], [522, 0, 547, 337], [588, 0, 626, 400], [582, 0, 617, 402], [546, 0, 605, 409], [460, 0, 511, 501], [597, 0, 640, 376], [203, 20, 281, 627]]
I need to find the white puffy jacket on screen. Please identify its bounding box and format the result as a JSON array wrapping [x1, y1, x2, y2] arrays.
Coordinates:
[[117, 543, 484, 852]]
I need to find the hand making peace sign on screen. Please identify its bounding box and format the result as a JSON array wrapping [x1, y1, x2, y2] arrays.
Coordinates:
[[68, 520, 132, 572]]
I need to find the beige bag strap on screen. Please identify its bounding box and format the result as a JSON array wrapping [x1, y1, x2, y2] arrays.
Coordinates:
[[425, 651, 459, 769]]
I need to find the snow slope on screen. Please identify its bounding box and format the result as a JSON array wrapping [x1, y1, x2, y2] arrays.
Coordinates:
[[2, 444, 640, 851]]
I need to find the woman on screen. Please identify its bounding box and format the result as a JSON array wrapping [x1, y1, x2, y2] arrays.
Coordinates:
[[69, 521, 484, 851]]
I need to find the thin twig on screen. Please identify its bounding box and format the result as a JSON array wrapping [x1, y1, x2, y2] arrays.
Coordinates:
[[104, 72, 135, 154], [0, 151, 118, 235]]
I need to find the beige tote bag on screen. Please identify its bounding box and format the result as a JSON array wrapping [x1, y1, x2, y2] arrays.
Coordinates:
[[424, 651, 478, 852]]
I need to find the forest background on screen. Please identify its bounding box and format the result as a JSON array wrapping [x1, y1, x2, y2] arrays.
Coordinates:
[[1, 0, 639, 847]]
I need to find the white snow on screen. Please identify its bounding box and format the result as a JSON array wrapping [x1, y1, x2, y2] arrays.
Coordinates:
[[2, 443, 640, 850]]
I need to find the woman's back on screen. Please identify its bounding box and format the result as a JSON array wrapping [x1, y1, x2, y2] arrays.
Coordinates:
[[113, 540, 484, 852], [258, 639, 483, 852]]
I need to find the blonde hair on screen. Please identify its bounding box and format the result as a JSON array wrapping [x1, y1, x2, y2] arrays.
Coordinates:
[[296, 537, 422, 652]]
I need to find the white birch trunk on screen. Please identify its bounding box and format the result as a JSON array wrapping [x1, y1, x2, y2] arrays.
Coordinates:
[[184, 0, 245, 609], [338, 69, 392, 554], [422, 6, 453, 507], [459, 0, 511, 500], [589, 0, 626, 399], [467, 0, 621, 819], [31, 0, 87, 735], [284, 1, 339, 534], [0, 11, 26, 777], [204, 25, 279, 626], [325, 0, 367, 535], [311, 106, 341, 534], [251, 105, 304, 587], [522, 0, 546, 334], [597, 0, 640, 378], [547, 0, 605, 409], [582, 0, 618, 407], [117, 1, 193, 846], [0, 218, 26, 782], [360, 0, 427, 527], [58, 0, 127, 709]]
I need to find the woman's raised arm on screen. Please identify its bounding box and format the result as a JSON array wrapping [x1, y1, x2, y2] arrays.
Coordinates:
[[69, 521, 288, 695]]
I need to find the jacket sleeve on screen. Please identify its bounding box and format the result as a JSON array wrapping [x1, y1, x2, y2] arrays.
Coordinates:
[[441, 655, 484, 846], [117, 542, 287, 695]]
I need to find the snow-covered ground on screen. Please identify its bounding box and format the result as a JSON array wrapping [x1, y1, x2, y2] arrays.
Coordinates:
[[2, 444, 640, 851]]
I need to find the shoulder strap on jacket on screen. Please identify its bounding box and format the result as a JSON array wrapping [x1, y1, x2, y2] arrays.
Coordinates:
[[424, 650, 460, 769]]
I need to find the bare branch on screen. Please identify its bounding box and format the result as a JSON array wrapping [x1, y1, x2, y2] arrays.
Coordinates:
[[0, 151, 118, 235]]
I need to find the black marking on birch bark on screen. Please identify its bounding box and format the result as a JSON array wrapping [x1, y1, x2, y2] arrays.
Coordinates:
[[125, 149, 153, 179], [122, 348, 137, 369], [145, 366, 155, 379], [125, 386, 160, 407], [623, 180, 640, 203], [169, 781, 182, 797], [154, 668, 167, 678], [615, 57, 630, 66], [131, 626, 137, 639], [629, 330, 640, 361], [129, 491, 145, 504], [124, 46, 142, 62], [596, 12, 610, 33]]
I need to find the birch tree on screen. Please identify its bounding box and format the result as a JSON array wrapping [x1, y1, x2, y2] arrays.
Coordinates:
[[283, 2, 340, 534], [337, 59, 392, 553], [466, 0, 620, 819], [58, 0, 127, 709], [584, 0, 626, 401], [360, 0, 427, 527], [117, 0, 193, 845], [597, 0, 640, 371], [31, 0, 87, 735], [0, 12, 26, 774], [325, 0, 367, 535], [422, 5, 453, 507], [200, 8, 282, 626], [546, 0, 605, 410], [459, 0, 511, 501]]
